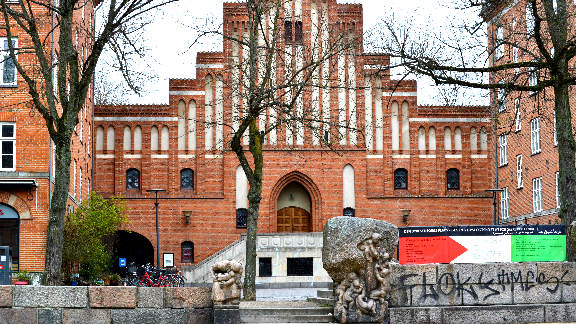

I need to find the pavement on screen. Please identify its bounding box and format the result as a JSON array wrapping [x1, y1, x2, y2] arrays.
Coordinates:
[[255, 288, 323, 301]]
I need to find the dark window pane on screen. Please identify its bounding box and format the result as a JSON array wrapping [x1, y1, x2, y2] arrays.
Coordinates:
[[287, 257, 313, 276], [294, 21, 303, 44], [3, 40, 15, 84], [284, 20, 293, 44], [236, 208, 247, 228], [2, 125, 13, 138], [126, 169, 140, 189], [447, 169, 460, 190], [394, 169, 408, 189], [343, 207, 355, 217], [180, 169, 194, 189], [181, 242, 194, 263], [2, 141, 12, 154], [259, 257, 272, 277], [2, 155, 12, 169]]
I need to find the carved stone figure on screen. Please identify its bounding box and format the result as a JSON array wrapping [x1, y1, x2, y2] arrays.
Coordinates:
[[323, 217, 398, 323], [211, 260, 243, 305]]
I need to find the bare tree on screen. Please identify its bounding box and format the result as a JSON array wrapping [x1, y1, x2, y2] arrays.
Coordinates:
[[377, 0, 576, 257], [0, 0, 178, 285]]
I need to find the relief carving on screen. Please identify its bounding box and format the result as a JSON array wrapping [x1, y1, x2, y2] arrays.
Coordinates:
[[211, 260, 243, 305]]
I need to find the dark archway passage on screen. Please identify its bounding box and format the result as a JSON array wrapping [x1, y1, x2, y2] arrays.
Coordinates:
[[0, 204, 19, 271], [112, 231, 154, 273]]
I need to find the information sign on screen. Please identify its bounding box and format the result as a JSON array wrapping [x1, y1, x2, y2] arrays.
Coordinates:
[[119, 258, 127, 268]]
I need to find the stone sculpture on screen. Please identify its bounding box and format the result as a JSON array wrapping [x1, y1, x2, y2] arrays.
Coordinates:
[[211, 260, 243, 305], [323, 217, 398, 323]]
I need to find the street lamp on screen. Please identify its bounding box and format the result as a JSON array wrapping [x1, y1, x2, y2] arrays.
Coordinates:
[[147, 189, 167, 268], [486, 188, 504, 225]]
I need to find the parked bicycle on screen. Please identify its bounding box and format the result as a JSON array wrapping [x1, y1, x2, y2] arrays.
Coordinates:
[[134, 263, 185, 287]]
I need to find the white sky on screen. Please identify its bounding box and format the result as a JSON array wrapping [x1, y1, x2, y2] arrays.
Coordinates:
[[100, 0, 486, 105]]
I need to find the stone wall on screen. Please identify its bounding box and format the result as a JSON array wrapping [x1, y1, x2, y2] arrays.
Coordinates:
[[388, 262, 576, 323], [0, 286, 212, 324]]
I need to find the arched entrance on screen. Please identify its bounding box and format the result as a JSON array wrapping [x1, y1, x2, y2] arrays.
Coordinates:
[[0, 204, 19, 271], [277, 182, 312, 232], [112, 231, 154, 273]]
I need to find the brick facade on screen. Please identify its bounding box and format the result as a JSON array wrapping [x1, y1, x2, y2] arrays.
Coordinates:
[[0, 2, 96, 272], [95, 0, 494, 268]]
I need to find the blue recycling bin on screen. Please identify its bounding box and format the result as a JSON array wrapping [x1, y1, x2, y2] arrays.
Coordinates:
[[0, 246, 11, 285]]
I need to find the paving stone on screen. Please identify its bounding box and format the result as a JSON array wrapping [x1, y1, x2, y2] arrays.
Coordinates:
[[0, 308, 37, 324], [138, 287, 163, 308], [389, 307, 441, 324], [164, 287, 212, 308], [442, 305, 545, 324], [544, 303, 576, 322], [13, 286, 87, 308], [38, 308, 62, 324], [111, 309, 188, 324], [89, 287, 137, 308], [0, 286, 11, 307]]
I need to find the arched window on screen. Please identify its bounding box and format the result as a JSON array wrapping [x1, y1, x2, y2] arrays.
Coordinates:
[[181, 241, 194, 263], [106, 126, 115, 151], [480, 127, 488, 151], [123, 126, 131, 151], [236, 166, 248, 228], [454, 127, 462, 150], [180, 169, 194, 190], [96, 126, 104, 151], [447, 168, 460, 190], [133, 126, 142, 151], [444, 127, 452, 151], [428, 127, 436, 151], [150, 126, 159, 151], [470, 127, 478, 152], [126, 168, 140, 189], [161, 126, 169, 151], [394, 168, 408, 190], [418, 127, 426, 151], [342, 164, 355, 216]]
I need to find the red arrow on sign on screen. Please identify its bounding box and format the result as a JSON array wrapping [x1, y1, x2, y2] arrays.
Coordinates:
[[399, 236, 468, 264]]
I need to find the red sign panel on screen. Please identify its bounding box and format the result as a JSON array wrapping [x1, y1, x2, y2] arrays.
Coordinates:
[[0, 265, 4, 270], [399, 236, 468, 264]]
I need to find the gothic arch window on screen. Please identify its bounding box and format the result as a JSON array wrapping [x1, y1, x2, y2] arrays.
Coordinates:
[[126, 168, 140, 190], [394, 168, 408, 190], [180, 168, 194, 190], [181, 241, 194, 263], [447, 168, 460, 190]]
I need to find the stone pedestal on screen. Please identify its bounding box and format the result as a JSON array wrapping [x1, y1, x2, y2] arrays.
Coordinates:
[[213, 304, 239, 324]]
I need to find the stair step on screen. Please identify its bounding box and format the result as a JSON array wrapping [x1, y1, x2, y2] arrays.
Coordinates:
[[240, 307, 332, 316], [240, 314, 334, 323], [307, 297, 334, 306], [316, 290, 333, 299]]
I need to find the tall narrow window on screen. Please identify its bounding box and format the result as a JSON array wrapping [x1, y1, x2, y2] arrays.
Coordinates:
[[96, 126, 104, 151], [480, 127, 488, 151], [499, 134, 508, 166], [553, 110, 557, 146], [394, 168, 408, 190], [516, 155, 523, 188], [123, 126, 131, 151], [126, 168, 140, 190], [498, 84, 506, 112], [342, 164, 355, 216], [1, 38, 17, 86], [294, 21, 303, 44], [446, 168, 460, 190], [134, 126, 142, 151], [428, 127, 436, 151], [150, 126, 159, 151], [556, 172, 560, 208], [181, 241, 194, 263], [531, 117, 541, 154], [500, 187, 509, 219], [161, 126, 169, 151], [180, 169, 194, 190], [470, 127, 478, 152], [444, 127, 452, 151], [0, 123, 15, 170], [533, 177, 542, 212], [284, 21, 293, 44], [495, 26, 504, 60], [514, 98, 521, 131], [526, 5, 535, 36], [417, 127, 426, 151], [106, 126, 115, 151], [454, 127, 462, 151]]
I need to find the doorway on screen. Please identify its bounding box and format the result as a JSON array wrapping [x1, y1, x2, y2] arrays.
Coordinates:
[[277, 182, 312, 232]]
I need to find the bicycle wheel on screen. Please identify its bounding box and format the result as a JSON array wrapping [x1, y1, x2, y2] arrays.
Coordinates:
[[137, 276, 151, 287]]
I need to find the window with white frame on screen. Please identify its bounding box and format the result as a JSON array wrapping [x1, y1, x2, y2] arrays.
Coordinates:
[[553, 110, 558, 146], [499, 134, 508, 166], [513, 46, 519, 74], [0, 123, 15, 171], [531, 117, 541, 154], [496, 26, 504, 60], [529, 68, 538, 94], [533, 177, 543, 213], [553, 0, 558, 13], [498, 87, 506, 112], [0, 37, 16, 86], [516, 155, 523, 188], [515, 98, 521, 131], [501, 187, 509, 220], [556, 172, 560, 208], [526, 5, 535, 36]]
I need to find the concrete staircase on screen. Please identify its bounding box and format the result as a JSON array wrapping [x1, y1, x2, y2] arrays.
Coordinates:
[[240, 301, 334, 323], [307, 289, 334, 307]]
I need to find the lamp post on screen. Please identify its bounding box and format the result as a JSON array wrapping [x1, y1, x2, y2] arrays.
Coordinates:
[[147, 189, 166, 268], [486, 188, 504, 225]]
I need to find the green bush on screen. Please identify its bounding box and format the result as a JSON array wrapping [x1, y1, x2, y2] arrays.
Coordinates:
[[62, 193, 128, 282]]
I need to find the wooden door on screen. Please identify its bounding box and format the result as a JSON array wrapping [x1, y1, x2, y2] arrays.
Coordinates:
[[277, 207, 311, 232]]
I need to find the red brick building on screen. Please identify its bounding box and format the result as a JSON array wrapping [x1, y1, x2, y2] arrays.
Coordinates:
[[0, 2, 96, 272], [94, 0, 494, 268], [483, 0, 567, 225]]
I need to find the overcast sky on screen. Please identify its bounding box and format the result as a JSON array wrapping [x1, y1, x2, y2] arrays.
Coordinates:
[[98, 0, 486, 105]]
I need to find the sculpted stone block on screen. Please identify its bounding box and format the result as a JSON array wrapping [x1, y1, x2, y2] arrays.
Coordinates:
[[322, 217, 398, 323], [211, 260, 243, 305]]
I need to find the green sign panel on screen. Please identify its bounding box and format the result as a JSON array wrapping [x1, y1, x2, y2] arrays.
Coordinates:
[[511, 235, 566, 262]]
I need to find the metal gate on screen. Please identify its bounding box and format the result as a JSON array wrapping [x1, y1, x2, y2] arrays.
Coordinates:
[[0, 246, 10, 285]]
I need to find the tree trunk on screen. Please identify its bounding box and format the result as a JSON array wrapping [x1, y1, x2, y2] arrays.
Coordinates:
[[555, 63, 576, 261], [243, 187, 261, 301], [44, 139, 72, 285]]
